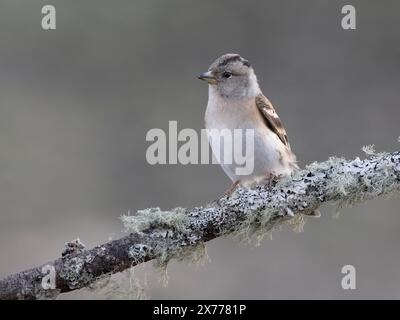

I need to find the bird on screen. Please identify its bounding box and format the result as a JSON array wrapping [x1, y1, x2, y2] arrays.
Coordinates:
[[198, 53, 318, 209], [198, 53, 297, 187]]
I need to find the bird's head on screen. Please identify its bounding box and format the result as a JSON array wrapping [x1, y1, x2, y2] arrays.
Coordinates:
[[198, 53, 260, 99]]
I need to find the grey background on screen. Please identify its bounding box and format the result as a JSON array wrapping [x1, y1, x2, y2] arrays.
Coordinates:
[[0, 0, 400, 299]]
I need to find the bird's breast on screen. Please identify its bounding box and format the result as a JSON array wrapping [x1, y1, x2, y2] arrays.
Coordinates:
[[204, 97, 295, 182]]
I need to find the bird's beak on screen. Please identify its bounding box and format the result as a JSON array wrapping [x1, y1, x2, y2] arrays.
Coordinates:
[[197, 71, 217, 84]]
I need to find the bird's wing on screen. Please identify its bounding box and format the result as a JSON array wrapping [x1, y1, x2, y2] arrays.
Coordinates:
[[255, 94, 291, 150]]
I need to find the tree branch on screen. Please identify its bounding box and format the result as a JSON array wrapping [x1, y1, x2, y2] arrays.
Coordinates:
[[1, 150, 400, 300]]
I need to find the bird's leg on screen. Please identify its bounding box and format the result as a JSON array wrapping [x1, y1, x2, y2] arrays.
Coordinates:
[[223, 180, 241, 196], [262, 172, 282, 187]]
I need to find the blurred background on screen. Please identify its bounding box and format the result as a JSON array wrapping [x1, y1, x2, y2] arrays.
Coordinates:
[[0, 0, 400, 299]]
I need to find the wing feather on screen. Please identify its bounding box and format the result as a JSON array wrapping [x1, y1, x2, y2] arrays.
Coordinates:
[[255, 94, 291, 150]]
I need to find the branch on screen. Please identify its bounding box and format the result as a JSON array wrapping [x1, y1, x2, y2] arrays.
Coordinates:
[[1, 150, 400, 300]]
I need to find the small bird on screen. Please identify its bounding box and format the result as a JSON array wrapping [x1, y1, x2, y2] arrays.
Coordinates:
[[198, 53, 298, 193]]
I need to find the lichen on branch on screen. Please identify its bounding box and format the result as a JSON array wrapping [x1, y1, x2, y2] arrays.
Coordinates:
[[1, 149, 400, 300]]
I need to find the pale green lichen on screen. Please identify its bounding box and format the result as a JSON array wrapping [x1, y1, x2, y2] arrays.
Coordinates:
[[231, 206, 307, 247], [153, 243, 209, 287], [319, 151, 398, 211], [362, 144, 376, 155], [96, 267, 148, 300], [97, 243, 209, 299], [361, 145, 387, 158], [303, 156, 345, 174], [326, 165, 358, 198], [127, 266, 149, 300], [232, 148, 400, 246], [285, 213, 307, 233], [121, 207, 187, 234], [120, 207, 210, 296], [232, 210, 277, 245]]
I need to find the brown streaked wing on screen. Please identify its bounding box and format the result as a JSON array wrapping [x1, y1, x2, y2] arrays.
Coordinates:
[[255, 94, 291, 149]]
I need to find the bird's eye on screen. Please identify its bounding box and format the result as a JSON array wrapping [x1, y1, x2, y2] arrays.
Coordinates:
[[222, 72, 232, 79]]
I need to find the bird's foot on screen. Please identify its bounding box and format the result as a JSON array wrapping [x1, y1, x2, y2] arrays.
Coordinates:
[[223, 180, 241, 197], [261, 172, 283, 187]]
